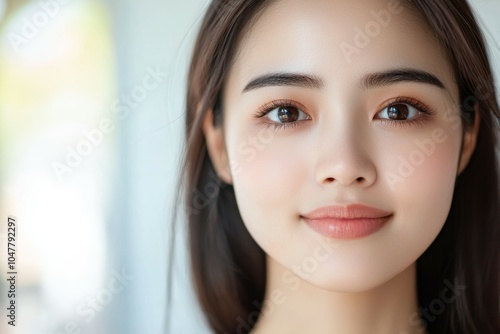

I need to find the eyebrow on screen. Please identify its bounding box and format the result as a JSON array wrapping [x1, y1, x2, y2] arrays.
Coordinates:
[[242, 72, 324, 93], [360, 68, 446, 91], [241, 68, 445, 93]]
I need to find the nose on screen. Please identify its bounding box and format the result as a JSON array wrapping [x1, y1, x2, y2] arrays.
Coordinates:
[[314, 128, 377, 188]]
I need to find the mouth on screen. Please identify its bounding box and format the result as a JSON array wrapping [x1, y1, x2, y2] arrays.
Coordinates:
[[301, 203, 393, 239]]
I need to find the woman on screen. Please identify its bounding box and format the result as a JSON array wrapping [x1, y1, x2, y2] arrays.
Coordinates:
[[171, 0, 500, 333]]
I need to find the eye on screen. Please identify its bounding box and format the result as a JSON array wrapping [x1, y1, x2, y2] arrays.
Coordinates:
[[265, 105, 309, 123], [254, 99, 311, 131], [375, 97, 436, 128], [378, 103, 418, 121]]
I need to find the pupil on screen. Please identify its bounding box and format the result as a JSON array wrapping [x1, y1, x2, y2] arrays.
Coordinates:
[[388, 104, 409, 120], [278, 106, 299, 122]]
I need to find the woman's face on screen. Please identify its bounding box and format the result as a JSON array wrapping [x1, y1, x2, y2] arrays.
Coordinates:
[[206, 0, 476, 291]]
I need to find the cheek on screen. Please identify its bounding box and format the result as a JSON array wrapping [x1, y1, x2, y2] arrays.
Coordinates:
[[228, 130, 307, 242], [382, 126, 460, 217], [379, 126, 461, 261]]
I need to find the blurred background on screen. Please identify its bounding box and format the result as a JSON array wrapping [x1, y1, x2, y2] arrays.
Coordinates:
[[0, 0, 498, 333]]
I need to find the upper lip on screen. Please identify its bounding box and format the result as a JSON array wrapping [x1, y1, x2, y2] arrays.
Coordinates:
[[301, 203, 392, 219]]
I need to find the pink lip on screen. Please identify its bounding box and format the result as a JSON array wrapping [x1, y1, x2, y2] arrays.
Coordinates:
[[301, 204, 392, 239]]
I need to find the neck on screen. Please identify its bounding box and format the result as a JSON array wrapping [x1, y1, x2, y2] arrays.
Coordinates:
[[251, 257, 426, 334]]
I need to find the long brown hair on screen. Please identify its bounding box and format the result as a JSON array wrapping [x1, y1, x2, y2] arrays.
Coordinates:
[[169, 0, 500, 333]]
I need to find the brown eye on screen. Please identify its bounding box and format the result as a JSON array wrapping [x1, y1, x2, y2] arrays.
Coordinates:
[[265, 105, 309, 124], [277, 106, 300, 122], [387, 104, 410, 120], [378, 102, 422, 122]]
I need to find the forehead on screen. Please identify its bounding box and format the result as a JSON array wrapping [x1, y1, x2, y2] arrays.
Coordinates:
[[225, 0, 457, 98]]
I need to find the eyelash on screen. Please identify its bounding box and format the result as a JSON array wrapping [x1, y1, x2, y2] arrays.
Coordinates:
[[377, 96, 436, 128], [253, 96, 436, 131], [254, 99, 308, 131]]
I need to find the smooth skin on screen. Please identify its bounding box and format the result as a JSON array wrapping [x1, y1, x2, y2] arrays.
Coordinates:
[[203, 0, 479, 333]]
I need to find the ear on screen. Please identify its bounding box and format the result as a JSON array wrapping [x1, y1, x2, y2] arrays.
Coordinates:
[[202, 109, 233, 185], [457, 108, 480, 176]]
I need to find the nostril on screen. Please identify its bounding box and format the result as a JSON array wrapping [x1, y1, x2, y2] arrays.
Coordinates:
[[322, 176, 368, 185]]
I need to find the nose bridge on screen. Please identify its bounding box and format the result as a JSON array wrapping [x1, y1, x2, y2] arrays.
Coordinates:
[[314, 104, 376, 187]]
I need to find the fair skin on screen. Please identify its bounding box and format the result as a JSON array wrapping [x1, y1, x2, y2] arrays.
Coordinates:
[[203, 0, 479, 333]]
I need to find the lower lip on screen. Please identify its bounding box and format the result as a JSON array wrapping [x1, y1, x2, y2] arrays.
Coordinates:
[[302, 215, 392, 239]]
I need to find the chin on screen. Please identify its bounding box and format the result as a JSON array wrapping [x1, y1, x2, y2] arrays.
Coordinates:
[[303, 263, 410, 293]]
